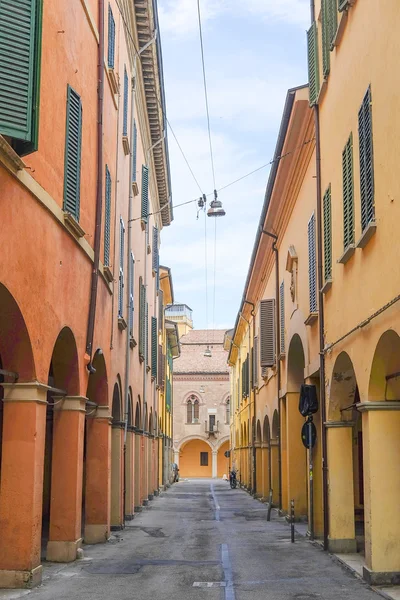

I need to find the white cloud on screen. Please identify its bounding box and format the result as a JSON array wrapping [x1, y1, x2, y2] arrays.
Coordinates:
[[159, 0, 310, 37]]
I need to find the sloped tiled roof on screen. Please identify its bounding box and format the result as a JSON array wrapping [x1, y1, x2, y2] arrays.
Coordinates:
[[174, 329, 229, 374]]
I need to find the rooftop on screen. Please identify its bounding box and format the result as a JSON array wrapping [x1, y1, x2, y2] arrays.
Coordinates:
[[174, 329, 230, 374]]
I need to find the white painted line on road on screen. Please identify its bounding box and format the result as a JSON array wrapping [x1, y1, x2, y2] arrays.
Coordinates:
[[221, 544, 235, 600], [193, 582, 226, 587], [210, 484, 220, 521]]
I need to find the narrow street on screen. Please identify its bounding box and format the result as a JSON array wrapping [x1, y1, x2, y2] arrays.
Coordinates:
[[1, 480, 381, 600]]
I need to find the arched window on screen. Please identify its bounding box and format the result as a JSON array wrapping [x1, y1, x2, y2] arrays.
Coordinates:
[[225, 397, 230, 424], [187, 395, 200, 423]]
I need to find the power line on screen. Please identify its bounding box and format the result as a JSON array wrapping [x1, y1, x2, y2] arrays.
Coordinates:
[[197, 0, 216, 190], [212, 217, 217, 334], [204, 210, 209, 337]]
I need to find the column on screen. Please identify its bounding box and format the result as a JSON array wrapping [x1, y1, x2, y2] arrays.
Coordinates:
[[359, 402, 400, 585], [47, 397, 86, 562], [84, 405, 111, 544], [110, 423, 123, 529], [255, 444, 263, 498], [147, 437, 153, 500], [270, 441, 279, 506], [260, 443, 268, 500], [286, 392, 307, 517], [0, 383, 47, 588], [212, 450, 218, 478], [280, 399, 288, 512], [141, 435, 148, 505], [134, 433, 141, 510], [125, 428, 135, 520], [326, 422, 356, 553]]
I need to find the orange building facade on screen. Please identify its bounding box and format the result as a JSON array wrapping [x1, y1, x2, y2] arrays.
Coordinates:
[[0, 0, 173, 588]]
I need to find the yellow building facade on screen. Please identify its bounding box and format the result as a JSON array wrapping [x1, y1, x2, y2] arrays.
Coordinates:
[[229, 0, 400, 586]]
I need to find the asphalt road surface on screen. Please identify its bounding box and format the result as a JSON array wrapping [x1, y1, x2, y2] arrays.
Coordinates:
[[0, 479, 382, 600]]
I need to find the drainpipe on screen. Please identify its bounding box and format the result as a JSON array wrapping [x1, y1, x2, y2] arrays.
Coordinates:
[[242, 301, 256, 495], [123, 68, 137, 522], [261, 229, 282, 511], [310, 0, 329, 552], [86, 0, 104, 370]]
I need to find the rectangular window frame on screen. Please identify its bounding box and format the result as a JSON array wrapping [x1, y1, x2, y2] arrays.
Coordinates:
[[104, 165, 112, 267], [118, 216, 125, 318], [200, 452, 209, 467]]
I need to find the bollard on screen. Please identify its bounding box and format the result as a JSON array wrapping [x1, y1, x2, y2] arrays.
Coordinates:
[[290, 499, 295, 543]]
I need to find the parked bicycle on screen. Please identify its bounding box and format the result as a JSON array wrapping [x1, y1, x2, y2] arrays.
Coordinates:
[[229, 469, 239, 489]]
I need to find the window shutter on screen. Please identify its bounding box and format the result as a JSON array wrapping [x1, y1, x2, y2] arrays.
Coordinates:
[[132, 120, 137, 182], [194, 400, 199, 420], [253, 337, 258, 388], [158, 289, 164, 332], [0, 0, 37, 141], [108, 4, 115, 68], [151, 317, 157, 378], [141, 165, 149, 222], [63, 85, 82, 221], [260, 299, 275, 368], [307, 22, 320, 107], [280, 281, 285, 354], [129, 252, 134, 336], [358, 86, 374, 232], [123, 66, 128, 137], [157, 345, 164, 389], [139, 277, 146, 358], [118, 217, 125, 318], [152, 226, 159, 273], [308, 213, 317, 313], [321, 0, 330, 78], [342, 134, 354, 249], [338, 0, 350, 11], [145, 302, 149, 363], [323, 185, 332, 281], [104, 166, 111, 266]]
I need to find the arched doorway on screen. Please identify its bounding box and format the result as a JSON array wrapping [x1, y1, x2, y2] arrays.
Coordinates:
[[327, 351, 361, 554], [45, 327, 81, 562], [111, 381, 123, 529], [284, 334, 307, 516], [179, 439, 213, 477], [217, 440, 230, 477], [85, 349, 109, 544], [271, 410, 279, 506]]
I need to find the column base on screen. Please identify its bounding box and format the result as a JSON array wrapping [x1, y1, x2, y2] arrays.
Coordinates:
[[46, 538, 82, 562], [363, 566, 400, 586], [328, 538, 357, 553], [0, 565, 43, 589], [154, 490, 159, 496], [134, 506, 143, 512], [125, 514, 135, 521], [148, 494, 154, 501], [110, 525, 123, 532], [84, 524, 109, 544], [142, 499, 149, 506]]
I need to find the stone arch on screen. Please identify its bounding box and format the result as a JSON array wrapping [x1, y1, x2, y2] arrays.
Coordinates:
[[368, 330, 400, 401], [178, 435, 213, 451], [135, 397, 141, 428], [86, 350, 108, 406], [215, 435, 230, 450], [112, 381, 122, 422], [263, 415, 271, 445], [287, 333, 305, 393], [48, 326, 80, 395], [256, 419, 262, 444], [328, 351, 359, 421], [0, 282, 35, 381], [128, 387, 133, 427]]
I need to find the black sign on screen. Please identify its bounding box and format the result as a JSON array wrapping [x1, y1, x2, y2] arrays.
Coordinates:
[[224, 450, 231, 458], [301, 419, 317, 449]]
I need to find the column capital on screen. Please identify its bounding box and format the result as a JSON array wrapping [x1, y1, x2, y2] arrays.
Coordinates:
[[357, 401, 400, 413], [53, 396, 88, 412], [325, 420, 354, 428], [86, 405, 112, 421], [1, 381, 49, 404]]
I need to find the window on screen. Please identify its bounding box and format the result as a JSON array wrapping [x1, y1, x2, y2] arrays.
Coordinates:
[[129, 252, 134, 337], [123, 66, 128, 137], [358, 86, 374, 232], [151, 317, 157, 378], [252, 337, 258, 388], [307, 21, 319, 107], [242, 355, 249, 398], [132, 120, 137, 183], [118, 217, 125, 318], [321, 0, 338, 78], [260, 299, 275, 367], [108, 4, 115, 69], [279, 281, 285, 354], [209, 415, 216, 432], [308, 213, 317, 313], [141, 165, 149, 223], [104, 166, 111, 266], [200, 452, 208, 467], [186, 395, 200, 423], [323, 185, 332, 281], [63, 85, 83, 221], [342, 134, 354, 250], [0, 0, 43, 156], [139, 277, 146, 359], [225, 398, 230, 424]]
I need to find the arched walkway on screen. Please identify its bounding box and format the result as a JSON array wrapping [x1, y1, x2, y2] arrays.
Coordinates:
[[179, 438, 213, 478], [217, 440, 230, 478], [111, 381, 123, 530], [255, 420, 263, 497], [124, 390, 135, 520], [271, 411, 279, 505], [134, 398, 142, 510]]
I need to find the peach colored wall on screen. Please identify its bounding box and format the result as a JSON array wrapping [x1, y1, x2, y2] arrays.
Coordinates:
[[217, 441, 230, 478], [179, 439, 212, 478]]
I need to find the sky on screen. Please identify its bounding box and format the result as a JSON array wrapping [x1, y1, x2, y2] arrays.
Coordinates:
[[158, 0, 310, 331]]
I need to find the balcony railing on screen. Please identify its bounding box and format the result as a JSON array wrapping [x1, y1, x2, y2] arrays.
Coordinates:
[[205, 420, 219, 436]]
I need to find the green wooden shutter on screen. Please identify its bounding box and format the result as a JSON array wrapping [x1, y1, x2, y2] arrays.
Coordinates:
[[118, 217, 125, 317], [123, 66, 128, 137], [104, 165, 111, 266], [323, 185, 332, 281], [358, 86, 374, 232], [107, 4, 115, 68], [141, 165, 149, 222], [129, 252, 134, 337], [158, 289, 164, 332], [151, 317, 157, 378], [321, 0, 330, 78], [307, 22, 320, 107], [145, 301, 149, 363], [0, 0, 37, 141], [338, 0, 350, 11], [132, 120, 137, 182], [308, 213, 317, 313], [279, 281, 285, 354], [63, 85, 82, 221], [342, 134, 354, 249], [139, 277, 145, 359], [253, 337, 258, 388], [328, 0, 338, 47], [260, 299, 275, 367]]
